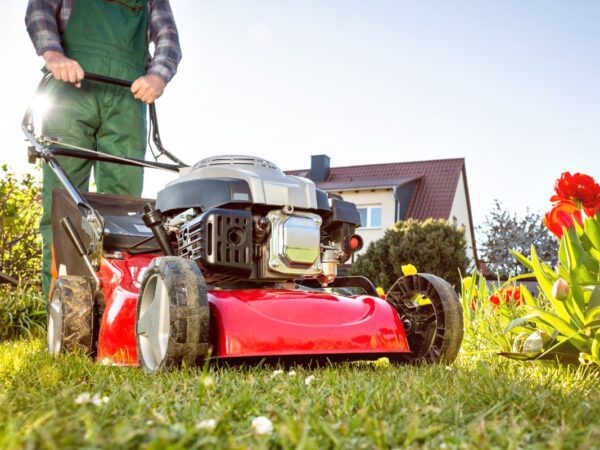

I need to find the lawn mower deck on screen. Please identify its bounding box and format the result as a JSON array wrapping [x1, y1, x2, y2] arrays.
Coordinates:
[[95, 251, 410, 366]]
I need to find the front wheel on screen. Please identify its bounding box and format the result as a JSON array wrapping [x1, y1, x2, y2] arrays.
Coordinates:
[[47, 276, 94, 356], [136, 257, 211, 373], [386, 273, 463, 364]]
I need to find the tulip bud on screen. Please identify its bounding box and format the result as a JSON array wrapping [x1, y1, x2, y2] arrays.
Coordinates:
[[552, 278, 570, 301], [522, 330, 549, 353]]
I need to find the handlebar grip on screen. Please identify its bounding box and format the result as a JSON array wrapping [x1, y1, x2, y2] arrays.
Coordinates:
[[84, 72, 133, 88]]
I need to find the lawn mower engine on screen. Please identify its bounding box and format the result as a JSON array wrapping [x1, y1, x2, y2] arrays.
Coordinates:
[[155, 155, 363, 285]]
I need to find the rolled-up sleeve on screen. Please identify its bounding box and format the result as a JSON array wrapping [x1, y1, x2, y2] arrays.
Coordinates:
[[25, 0, 63, 55], [147, 0, 182, 84]]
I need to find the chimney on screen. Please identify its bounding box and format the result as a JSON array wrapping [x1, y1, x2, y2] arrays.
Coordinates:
[[310, 154, 330, 182]]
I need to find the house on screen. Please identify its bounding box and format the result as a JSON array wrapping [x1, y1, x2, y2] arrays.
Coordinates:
[[286, 155, 478, 263]]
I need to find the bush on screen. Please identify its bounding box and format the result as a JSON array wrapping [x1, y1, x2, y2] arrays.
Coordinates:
[[350, 218, 468, 290], [0, 165, 42, 288]]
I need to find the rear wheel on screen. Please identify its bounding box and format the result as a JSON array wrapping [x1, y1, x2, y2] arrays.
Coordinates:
[[136, 257, 211, 373], [47, 276, 94, 356], [386, 273, 463, 364]]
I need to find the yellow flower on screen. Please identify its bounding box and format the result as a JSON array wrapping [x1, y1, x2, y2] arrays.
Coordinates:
[[463, 276, 473, 291], [374, 357, 390, 367], [462, 276, 478, 298], [401, 264, 417, 276], [375, 287, 386, 298]]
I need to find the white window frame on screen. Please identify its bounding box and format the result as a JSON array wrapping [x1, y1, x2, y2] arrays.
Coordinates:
[[357, 205, 383, 229]]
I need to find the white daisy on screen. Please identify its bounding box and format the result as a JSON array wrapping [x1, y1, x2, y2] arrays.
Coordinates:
[[251, 416, 273, 435], [304, 375, 315, 386], [196, 419, 217, 431]]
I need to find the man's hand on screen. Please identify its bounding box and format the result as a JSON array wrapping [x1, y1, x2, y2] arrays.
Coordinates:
[[43, 51, 84, 88], [131, 75, 165, 104]]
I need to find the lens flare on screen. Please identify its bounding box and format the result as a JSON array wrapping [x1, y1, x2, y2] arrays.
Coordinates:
[[32, 93, 52, 118]]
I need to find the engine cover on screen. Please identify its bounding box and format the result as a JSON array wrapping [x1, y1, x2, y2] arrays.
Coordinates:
[[177, 208, 253, 277], [156, 155, 325, 213]]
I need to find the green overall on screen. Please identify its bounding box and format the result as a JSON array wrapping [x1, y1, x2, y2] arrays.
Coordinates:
[[40, 0, 149, 298]]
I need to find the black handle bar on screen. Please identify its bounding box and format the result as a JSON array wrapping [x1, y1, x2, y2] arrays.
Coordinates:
[[23, 71, 188, 167], [84, 72, 134, 88]]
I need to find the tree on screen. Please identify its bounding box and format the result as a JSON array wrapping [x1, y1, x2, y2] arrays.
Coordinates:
[[478, 200, 558, 279], [0, 165, 42, 289], [350, 218, 468, 290]]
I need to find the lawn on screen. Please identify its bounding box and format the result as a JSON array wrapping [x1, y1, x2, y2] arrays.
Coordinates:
[[1, 338, 599, 449]]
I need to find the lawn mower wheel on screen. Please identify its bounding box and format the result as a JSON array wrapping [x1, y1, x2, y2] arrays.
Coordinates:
[[136, 257, 211, 373], [47, 276, 94, 356], [386, 273, 463, 364]]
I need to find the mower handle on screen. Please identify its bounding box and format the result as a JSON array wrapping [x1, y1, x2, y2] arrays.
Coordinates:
[[22, 71, 188, 167]]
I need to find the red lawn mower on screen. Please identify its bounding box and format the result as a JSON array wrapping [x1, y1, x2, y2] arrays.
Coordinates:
[[23, 73, 463, 372]]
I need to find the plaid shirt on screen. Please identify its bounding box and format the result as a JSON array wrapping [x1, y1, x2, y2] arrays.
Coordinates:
[[25, 0, 182, 83]]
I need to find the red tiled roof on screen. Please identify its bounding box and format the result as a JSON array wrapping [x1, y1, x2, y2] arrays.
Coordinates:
[[286, 158, 465, 220]]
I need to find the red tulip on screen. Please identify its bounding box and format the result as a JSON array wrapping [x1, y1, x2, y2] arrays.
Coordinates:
[[489, 287, 522, 307], [584, 204, 600, 218], [550, 172, 600, 210], [544, 201, 584, 238]]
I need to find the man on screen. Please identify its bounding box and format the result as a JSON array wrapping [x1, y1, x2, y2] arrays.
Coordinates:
[[25, 0, 182, 298]]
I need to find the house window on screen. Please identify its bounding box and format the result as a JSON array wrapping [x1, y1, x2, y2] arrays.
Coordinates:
[[357, 206, 383, 229], [452, 216, 458, 227]]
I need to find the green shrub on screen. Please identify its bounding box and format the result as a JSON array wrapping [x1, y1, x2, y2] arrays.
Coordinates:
[[350, 218, 469, 290], [0, 165, 42, 288], [0, 165, 45, 340]]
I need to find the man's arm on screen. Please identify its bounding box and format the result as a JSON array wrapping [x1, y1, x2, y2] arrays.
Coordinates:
[[131, 0, 182, 104], [25, 0, 84, 87]]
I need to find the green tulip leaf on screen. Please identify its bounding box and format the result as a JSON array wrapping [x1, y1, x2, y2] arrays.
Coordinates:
[[520, 285, 537, 308], [584, 216, 600, 250], [498, 351, 580, 364], [584, 286, 600, 325], [571, 262, 597, 285], [504, 313, 539, 334], [565, 227, 599, 275], [507, 273, 536, 283], [559, 237, 569, 269], [564, 290, 585, 329], [498, 351, 543, 361], [592, 330, 600, 361], [590, 247, 600, 261], [530, 245, 570, 319], [510, 250, 534, 272], [573, 219, 586, 239]]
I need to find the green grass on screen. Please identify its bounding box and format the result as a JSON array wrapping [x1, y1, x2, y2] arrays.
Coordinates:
[[1, 340, 599, 449], [0, 287, 46, 340]]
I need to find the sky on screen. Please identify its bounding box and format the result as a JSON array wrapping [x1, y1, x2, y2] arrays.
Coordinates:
[[2, 0, 600, 229]]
